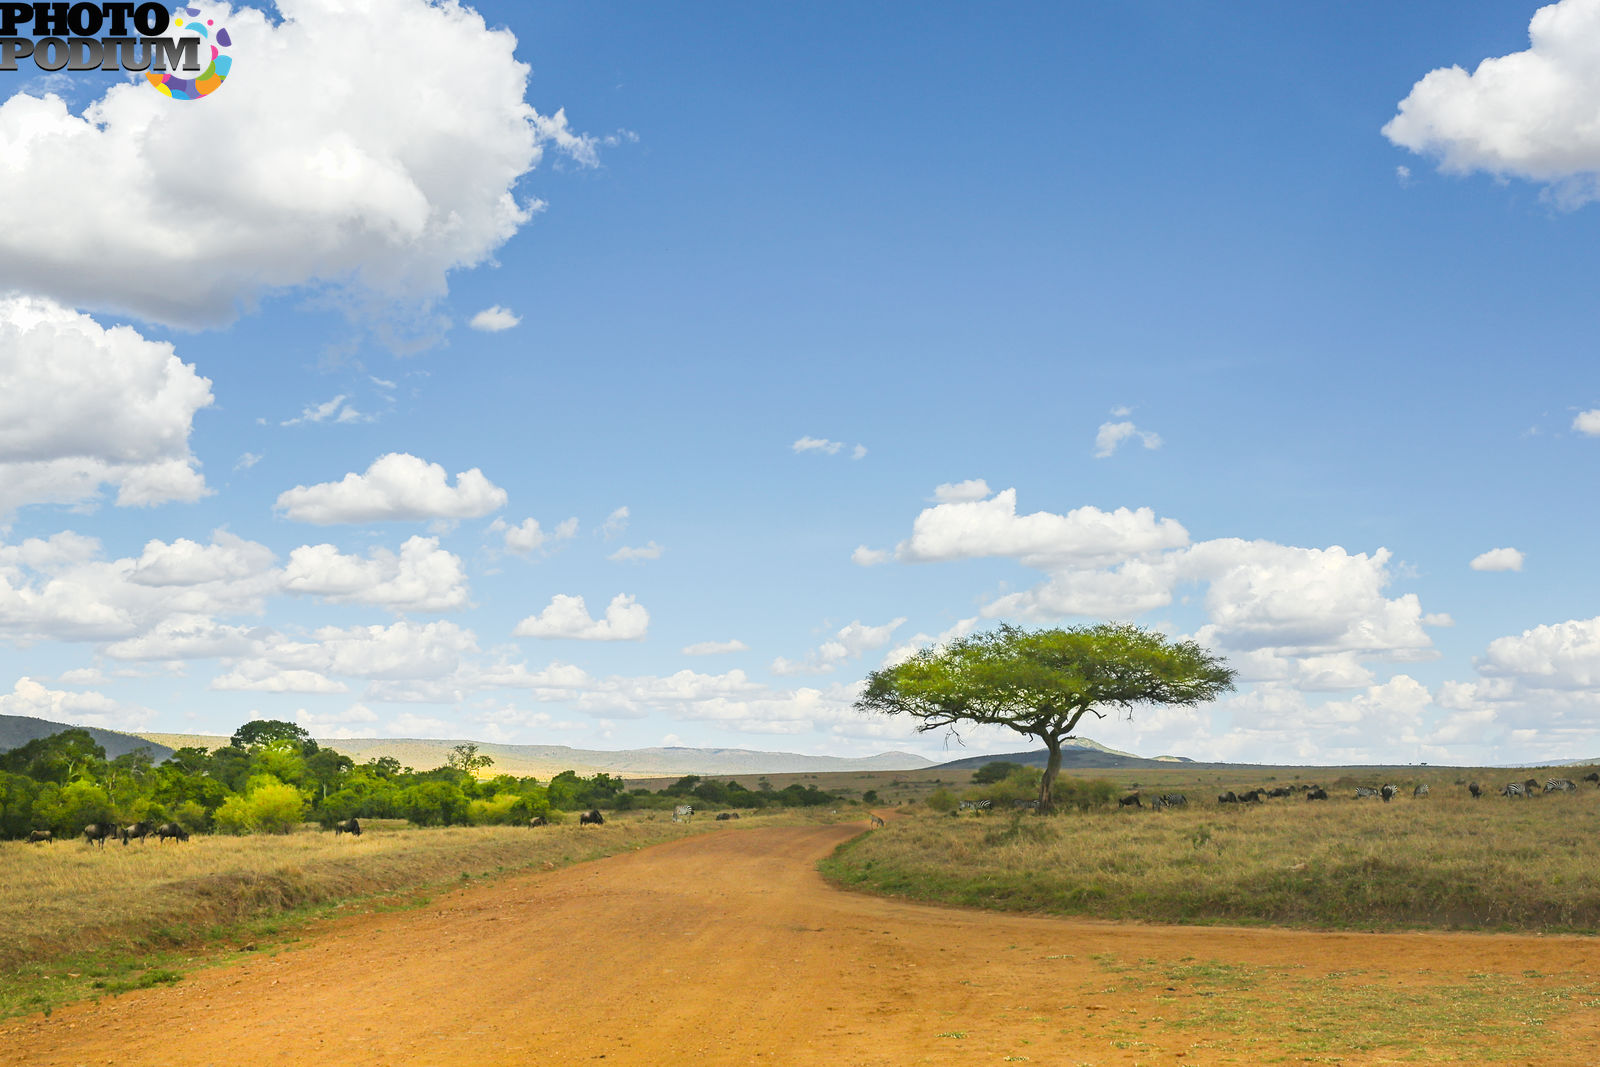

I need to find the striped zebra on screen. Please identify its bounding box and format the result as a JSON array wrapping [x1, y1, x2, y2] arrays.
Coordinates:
[[1151, 793, 1188, 809], [1543, 778, 1577, 794], [672, 804, 694, 822], [958, 799, 993, 813], [1355, 786, 1381, 799], [1501, 782, 1528, 798], [1413, 784, 1430, 798]]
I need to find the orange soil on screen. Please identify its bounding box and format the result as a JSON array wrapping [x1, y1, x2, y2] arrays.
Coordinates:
[[4, 819, 1599, 1066]]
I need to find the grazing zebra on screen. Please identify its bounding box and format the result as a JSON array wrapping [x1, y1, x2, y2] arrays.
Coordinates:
[[1156, 793, 1188, 808], [1354, 786, 1380, 799], [1413, 784, 1430, 798], [958, 799, 994, 813], [672, 804, 694, 822], [1501, 782, 1528, 798], [1544, 778, 1577, 794], [1468, 781, 1483, 798]]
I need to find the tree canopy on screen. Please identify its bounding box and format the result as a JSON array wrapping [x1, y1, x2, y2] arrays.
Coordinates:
[[856, 623, 1235, 811]]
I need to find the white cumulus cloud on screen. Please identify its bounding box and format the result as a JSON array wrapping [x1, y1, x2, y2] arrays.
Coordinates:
[[275, 453, 507, 524], [1470, 547, 1525, 572], [513, 593, 649, 641], [469, 306, 522, 332]]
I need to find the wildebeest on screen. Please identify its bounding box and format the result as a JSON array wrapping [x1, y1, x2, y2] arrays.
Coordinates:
[[1502, 782, 1528, 798], [715, 812, 739, 821], [26, 829, 52, 844], [1118, 793, 1142, 808], [334, 818, 361, 836], [1217, 791, 1238, 804], [1355, 786, 1380, 799], [1306, 787, 1329, 801], [1544, 778, 1577, 794], [156, 822, 189, 843], [1238, 789, 1264, 804], [528, 815, 547, 828], [122, 821, 155, 844], [1266, 786, 1294, 798], [1468, 781, 1483, 798], [82, 822, 116, 848], [1525, 778, 1541, 796], [1380, 784, 1397, 803], [579, 809, 605, 826], [1413, 784, 1430, 798], [1584, 772, 1600, 786]]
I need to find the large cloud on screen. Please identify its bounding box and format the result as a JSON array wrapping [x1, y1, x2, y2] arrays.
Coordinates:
[[1384, 0, 1600, 204], [513, 593, 650, 641], [282, 536, 470, 612], [895, 488, 1189, 568], [0, 296, 213, 514], [0, 0, 595, 326], [275, 453, 507, 524]]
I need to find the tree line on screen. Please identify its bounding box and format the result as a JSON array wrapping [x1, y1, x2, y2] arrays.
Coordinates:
[[0, 719, 842, 838]]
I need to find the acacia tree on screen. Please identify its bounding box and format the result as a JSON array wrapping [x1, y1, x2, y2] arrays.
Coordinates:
[[856, 623, 1235, 812]]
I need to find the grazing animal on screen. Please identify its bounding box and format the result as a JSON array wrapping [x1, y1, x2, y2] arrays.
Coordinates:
[[1468, 781, 1483, 798], [1118, 793, 1142, 809], [1217, 791, 1238, 804], [1583, 772, 1599, 786], [1413, 784, 1430, 798], [1501, 782, 1528, 798], [1354, 786, 1380, 799], [715, 812, 738, 821], [1154, 793, 1187, 809], [1380, 784, 1397, 803], [82, 823, 116, 848], [1266, 786, 1293, 798], [579, 809, 605, 826], [1525, 778, 1542, 796], [672, 804, 693, 822], [156, 823, 189, 843], [869, 813, 886, 828], [958, 799, 994, 813], [1013, 799, 1040, 809], [528, 816, 547, 828], [1305, 787, 1329, 801], [122, 821, 155, 844], [334, 818, 362, 837], [1544, 778, 1577, 794], [1238, 789, 1264, 804], [26, 829, 52, 844]]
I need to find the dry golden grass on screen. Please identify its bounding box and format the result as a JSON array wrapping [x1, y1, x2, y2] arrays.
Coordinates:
[[0, 815, 715, 983], [825, 779, 1600, 931]]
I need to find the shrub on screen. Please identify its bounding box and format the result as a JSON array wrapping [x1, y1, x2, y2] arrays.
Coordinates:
[[926, 787, 958, 814]]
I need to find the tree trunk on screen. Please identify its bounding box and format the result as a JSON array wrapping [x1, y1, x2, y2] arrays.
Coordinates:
[[1038, 734, 1063, 813]]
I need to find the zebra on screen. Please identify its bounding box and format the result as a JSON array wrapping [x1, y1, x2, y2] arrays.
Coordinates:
[[869, 813, 886, 828], [1543, 778, 1577, 794], [1380, 784, 1397, 803], [1354, 786, 1380, 799], [1501, 782, 1528, 798], [957, 798, 993, 813], [1413, 784, 1430, 798], [672, 804, 694, 822]]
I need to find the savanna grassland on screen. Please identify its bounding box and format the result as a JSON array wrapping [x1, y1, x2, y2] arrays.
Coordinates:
[[826, 770, 1600, 933], [0, 813, 743, 1019]]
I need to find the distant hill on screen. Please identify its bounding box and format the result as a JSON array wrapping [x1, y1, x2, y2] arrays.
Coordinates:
[[0, 714, 173, 762], [936, 738, 1194, 772], [133, 733, 936, 779]]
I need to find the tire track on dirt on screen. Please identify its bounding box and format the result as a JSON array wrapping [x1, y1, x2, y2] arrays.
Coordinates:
[[5, 820, 1599, 1065]]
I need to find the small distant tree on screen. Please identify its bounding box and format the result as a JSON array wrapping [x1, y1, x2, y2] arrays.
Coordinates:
[[230, 719, 318, 755], [446, 743, 495, 777], [858, 623, 1234, 813], [972, 761, 1026, 785]]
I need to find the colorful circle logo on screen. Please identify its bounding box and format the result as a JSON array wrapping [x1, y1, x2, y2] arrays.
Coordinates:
[[147, 6, 232, 101]]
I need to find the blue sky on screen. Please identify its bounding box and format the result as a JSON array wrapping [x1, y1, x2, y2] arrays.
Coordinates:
[[1, 0, 1598, 765]]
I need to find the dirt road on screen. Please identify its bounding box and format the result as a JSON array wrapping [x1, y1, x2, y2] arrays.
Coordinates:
[[5, 819, 1599, 1065]]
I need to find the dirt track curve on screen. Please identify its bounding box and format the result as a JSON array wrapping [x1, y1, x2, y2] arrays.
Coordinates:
[[6, 818, 1600, 1066]]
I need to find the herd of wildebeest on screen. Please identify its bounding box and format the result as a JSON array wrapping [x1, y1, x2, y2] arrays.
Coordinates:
[[1113, 772, 1600, 809], [19, 807, 633, 847]]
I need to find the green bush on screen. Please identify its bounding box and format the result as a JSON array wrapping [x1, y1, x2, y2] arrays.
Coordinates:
[[926, 787, 958, 813]]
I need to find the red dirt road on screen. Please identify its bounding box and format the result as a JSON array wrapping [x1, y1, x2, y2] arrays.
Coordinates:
[[5, 820, 1600, 1065]]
